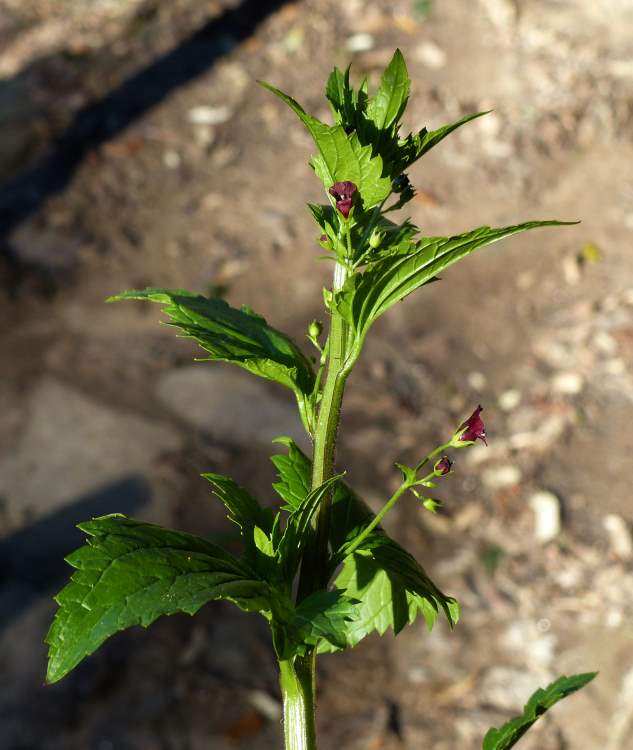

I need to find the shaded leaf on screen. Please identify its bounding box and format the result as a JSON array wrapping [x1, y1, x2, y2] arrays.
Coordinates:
[[482, 673, 597, 750], [259, 81, 391, 209], [46, 515, 270, 684]]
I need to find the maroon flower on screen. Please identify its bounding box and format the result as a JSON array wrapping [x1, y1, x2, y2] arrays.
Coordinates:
[[328, 181, 357, 219], [459, 405, 487, 445], [434, 456, 453, 476]]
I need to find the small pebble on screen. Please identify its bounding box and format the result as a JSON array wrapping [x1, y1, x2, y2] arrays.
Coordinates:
[[551, 371, 584, 395], [482, 464, 522, 489], [415, 41, 447, 69], [498, 389, 521, 412], [562, 254, 581, 285], [529, 490, 561, 543], [188, 105, 231, 125], [163, 149, 181, 169], [603, 514, 633, 560], [468, 371, 487, 391], [605, 358, 626, 375], [346, 33, 374, 52]]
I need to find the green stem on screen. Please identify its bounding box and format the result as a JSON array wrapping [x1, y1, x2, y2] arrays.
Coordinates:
[[341, 482, 410, 558], [279, 656, 317, 750], [297, 259, 350, 599]]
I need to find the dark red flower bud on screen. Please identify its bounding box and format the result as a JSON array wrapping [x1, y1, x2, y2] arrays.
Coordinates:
[[328, 181, 357, 219], [319, 234, 327, 242], [434, 456, 453, 475], [459, 405, 487, 445]]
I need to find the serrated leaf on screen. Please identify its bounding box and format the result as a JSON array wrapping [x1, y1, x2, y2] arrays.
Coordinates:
[[202, 472, 273, 538], [285, 590, 359, 655], [320, 534, 458, 653], [395, 111, 490, 173], [366, 49, 410, 132], [325, 65, 366, 129], [335, 221, 577, 347], [482, 673, 597, 750], [46, 515, 270, 684], [277, 474, 344, 580], [259, 81, 391, 209], [108, 288, 315, 431], [271, 436, 312, 511]]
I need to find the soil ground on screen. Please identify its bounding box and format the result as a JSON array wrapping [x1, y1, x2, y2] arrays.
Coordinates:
[[1, 1, 632, 749]]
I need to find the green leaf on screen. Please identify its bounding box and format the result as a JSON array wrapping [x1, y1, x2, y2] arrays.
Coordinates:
[[482, 673, 597, 750], [335, 221, 577, 347], [202, 472, 273, 537], [277, 473, 345, 581], [366, 49, 410, 132], [396, 111, 491, 173], [108, 289, 315, 431], [46, 515, 270, 684], [321, 534, 458, 652], [270, 439, 457, 650], [259, 81, 391, 209], [285, 590, 359, 655], [271, 436, 312, 512], [325, 65, 367, 129]]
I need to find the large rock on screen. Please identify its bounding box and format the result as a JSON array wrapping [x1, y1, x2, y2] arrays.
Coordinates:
[[0, 378, 180, 533], [156, 364, 308, 449]]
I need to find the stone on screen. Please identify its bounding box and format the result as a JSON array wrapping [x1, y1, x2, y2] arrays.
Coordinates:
[[482, 464, 522, 489], [0, 378, 180, 531], [528, 490, 562, 543], [551, 371, 584, 395], [155, 365, 307, 449], [498, 389, 521, 412], [603, 514, 633, 560]]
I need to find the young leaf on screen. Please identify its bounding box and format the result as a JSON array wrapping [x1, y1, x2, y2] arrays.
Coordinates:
[[108, 289, 316, 431], [365, 49, 410, 132], [202, 473, 275, 561], [277, 473, 345, 581], [482, 672, 597, 750], [335, 221, 577, 350], [46, 515, 270, 684], [325, 65, 366, 130], [259, 81, 391, 209]]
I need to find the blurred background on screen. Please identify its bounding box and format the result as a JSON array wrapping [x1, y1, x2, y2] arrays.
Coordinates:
[[1, 0, 632, 748]]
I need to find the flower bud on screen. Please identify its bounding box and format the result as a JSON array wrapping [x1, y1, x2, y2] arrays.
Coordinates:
[[308, 320, 323, 339], [454, 405, 487, 446], [434, 456, 453, 476], [368, 229, 385, 248]]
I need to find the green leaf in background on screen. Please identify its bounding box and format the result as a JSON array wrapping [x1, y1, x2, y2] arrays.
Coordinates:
[[335, 221, 577, 351], [482, 672, 598, 750], [108, 288, 316, 432], [259, 81, 391, 209], [46, 515, 271, 684], [366, 48, 410, 132]]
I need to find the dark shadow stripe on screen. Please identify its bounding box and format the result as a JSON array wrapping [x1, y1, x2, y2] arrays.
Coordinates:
[[0, 0, 293, 239]]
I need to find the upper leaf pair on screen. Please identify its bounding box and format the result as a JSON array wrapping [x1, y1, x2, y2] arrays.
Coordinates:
[[261, 50, 486, 213]]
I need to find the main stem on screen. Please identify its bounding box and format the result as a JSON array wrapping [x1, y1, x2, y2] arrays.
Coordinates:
[[280, 260, 350, 750]]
